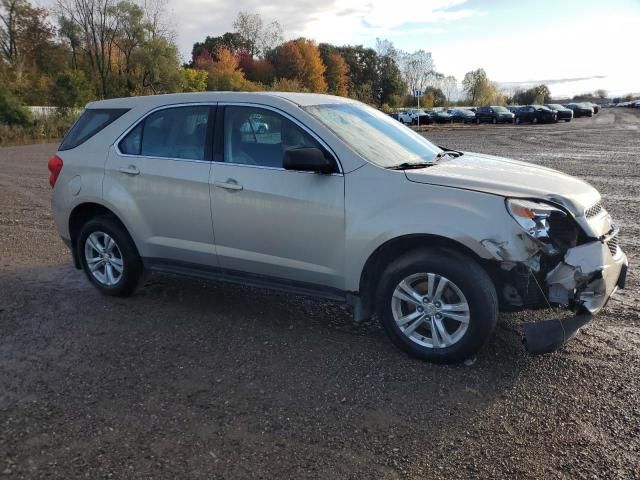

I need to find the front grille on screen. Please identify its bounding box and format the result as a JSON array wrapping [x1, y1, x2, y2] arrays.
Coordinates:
[[606, 232, 619, 256], [585, 201, 605, 218]]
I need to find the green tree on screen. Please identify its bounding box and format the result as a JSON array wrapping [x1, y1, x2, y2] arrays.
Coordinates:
[[0, 84, 31, 125], [133, 36, 181, 94], [511, 84, 551, 105], [178, 67, 207, 92], [423, 86, 446, 107], [191, 32, 249, 64], [51, 70, 92, 109], [462, 68, 489, 105], [376, 50, 405, 105]]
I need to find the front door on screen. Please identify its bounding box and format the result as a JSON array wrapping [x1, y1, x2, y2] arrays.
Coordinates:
[[104, 104, 217, 266], [209, 105, 345, 290]]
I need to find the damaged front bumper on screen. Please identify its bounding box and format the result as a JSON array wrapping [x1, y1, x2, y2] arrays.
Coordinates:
[[545, 225, 627, 315], [489, 222, 628, 354], [526, 234, 627, 354]]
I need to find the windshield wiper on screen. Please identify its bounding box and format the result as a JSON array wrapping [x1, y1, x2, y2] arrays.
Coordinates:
[[386, 162, 434, 170]]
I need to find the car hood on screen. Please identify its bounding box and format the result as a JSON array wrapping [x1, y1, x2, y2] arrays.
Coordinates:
[[404, 152, 599, 214]]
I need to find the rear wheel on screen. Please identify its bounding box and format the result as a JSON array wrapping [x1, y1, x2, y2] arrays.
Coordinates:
[[476, 117, 481, 124], [78, 216, 142, 296], [375, 248, 498, 363], [515, 117, 521, 125]]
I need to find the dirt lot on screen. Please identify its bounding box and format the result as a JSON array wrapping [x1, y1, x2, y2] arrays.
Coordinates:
[[0, 109, 639, 479]]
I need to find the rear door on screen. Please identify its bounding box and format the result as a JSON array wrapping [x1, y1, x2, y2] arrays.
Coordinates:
[[208, 104, 345, 290], [104, 104, 218, 266]]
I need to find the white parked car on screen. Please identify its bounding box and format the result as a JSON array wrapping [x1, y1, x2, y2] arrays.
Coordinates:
[[395, 110, 415, 125], [49, 92, 628, 363]]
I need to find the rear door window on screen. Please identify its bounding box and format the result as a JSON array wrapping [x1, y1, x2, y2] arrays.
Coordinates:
[[59, 108, 129, 151], [119, 105, 212, 161]]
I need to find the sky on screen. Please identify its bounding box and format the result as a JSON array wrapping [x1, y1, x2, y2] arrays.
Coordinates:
[[44, 0, 640, 98], [165, 0, 640, 97]]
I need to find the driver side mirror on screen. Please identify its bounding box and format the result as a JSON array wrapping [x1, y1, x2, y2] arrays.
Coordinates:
[[283, 147, 336, 174]]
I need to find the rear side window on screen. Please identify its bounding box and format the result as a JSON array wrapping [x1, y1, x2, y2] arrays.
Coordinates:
[[59, 108, 128, 151], [118, 106, 211, 161]]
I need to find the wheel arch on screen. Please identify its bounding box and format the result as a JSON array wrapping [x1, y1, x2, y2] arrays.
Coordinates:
[[355, 234, 498, 321], [68, 202, 136, 269]]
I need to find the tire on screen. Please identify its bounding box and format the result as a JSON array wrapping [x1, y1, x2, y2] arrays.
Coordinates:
[[77, 216, 142, 297], [375, 248, 498, 364], [515, 117, 520, 125], [476, 117, 481, 124], [532, 117, 538, 125], [492, 117, 497, 124]]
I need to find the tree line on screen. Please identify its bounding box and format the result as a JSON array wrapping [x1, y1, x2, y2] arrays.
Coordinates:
[[0, 1, 468, 117], [2, 0, 620, 133]]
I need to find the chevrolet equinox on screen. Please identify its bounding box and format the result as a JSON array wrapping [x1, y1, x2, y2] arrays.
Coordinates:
[[49, 92, 628, 363]]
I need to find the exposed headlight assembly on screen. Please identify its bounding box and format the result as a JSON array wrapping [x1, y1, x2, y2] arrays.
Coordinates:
[[506, 199, 565, 241]]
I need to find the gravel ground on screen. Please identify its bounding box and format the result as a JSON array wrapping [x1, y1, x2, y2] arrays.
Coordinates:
[[0, 109, 639, 479]]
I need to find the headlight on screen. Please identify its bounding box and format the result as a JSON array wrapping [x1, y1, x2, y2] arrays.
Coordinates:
[[506, 199, 565, 240]]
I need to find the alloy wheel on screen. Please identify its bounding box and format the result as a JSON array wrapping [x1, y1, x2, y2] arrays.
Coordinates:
[[84, 231, 124, 286], [391, 273, 470, 349]]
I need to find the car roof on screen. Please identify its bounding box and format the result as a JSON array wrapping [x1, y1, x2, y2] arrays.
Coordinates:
[[86, 91, 357, 110]]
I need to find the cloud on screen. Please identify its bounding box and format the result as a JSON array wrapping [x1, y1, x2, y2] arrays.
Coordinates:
[[167, 0, 481, 58]]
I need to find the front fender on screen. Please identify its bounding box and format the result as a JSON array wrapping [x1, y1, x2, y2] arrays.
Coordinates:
[[343, 166, 537, 291]]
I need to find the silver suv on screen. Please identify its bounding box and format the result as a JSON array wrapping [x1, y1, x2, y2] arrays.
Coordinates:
[[49, 92, 628, 363]]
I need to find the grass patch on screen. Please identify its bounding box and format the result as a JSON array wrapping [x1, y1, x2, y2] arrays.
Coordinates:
[[0, 113, 78, 147]]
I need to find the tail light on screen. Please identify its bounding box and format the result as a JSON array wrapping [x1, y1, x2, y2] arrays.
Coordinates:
[[48, 155, 63, 187]]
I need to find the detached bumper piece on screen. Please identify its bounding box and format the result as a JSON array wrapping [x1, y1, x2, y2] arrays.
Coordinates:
[[524, 310, 592, 354]]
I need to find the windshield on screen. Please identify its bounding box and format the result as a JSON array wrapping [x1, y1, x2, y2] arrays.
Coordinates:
[[492, 106, 508, 112], [304, 103, 442, 167]]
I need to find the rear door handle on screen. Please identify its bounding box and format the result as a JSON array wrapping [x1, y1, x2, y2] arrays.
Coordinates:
[[119, 165, 140, 176], [214, 179, 243, 191]]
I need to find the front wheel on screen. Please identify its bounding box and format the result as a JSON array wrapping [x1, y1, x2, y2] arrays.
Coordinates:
[[492, 117, 497, 124], [375, 248, 498, 363], [515, 117, 521, 125], [532, 117, 538, 124], [78, 216, 142, 296]]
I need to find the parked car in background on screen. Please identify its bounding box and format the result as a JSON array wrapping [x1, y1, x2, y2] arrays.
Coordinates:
[[507, 106, 521, 114], [447, 108, 476, 123], [240, 116, 269, 134], [564, 103, 593, 117], [544, 104, 573, 122], [427, 110, 454, 124], [586, 102, 600, 114], [49, 91, 627, 363], [475, 106, 515, 124], [413, 111, 433, 125], [514, 105, 558, 125], [395, 111, 415, 125]]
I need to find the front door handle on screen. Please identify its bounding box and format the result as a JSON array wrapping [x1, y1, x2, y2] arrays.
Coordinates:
[[119, 165, 140, 176], [214, 179, 243, 191]]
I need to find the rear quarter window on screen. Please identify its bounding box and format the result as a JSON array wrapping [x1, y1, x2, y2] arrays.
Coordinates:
[[59, 108, 129, 151]]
